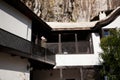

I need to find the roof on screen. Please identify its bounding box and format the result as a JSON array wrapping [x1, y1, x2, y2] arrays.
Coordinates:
[[47, 7, 120, 31], [90, 9, 113, 21], [92, 7, 120, 30], [47, 22, 97, 31], [5, 0, 120, 32], [4, 0, 52, 31]]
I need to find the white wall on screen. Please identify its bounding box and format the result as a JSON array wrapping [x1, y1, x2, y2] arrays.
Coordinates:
[[0, 52, 30, 80], [55, 54, 100, 66], [55, 33, 101, 67], [92, 33, 102, 55], [0, 0, 32, 41]]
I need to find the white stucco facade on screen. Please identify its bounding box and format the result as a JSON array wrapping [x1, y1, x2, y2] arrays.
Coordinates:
[[55, 54, 100, 66], [0, 0, 32, 41], [0, 52, 30, 80]]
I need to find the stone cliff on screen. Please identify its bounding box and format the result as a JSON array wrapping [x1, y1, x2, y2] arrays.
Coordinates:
[[21, 0, 120, 22]]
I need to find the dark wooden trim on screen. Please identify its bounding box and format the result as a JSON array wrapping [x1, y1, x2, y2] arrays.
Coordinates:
[[58, 34, 62, 54], [75, 33, 78, 54], [92, 7, 120, 30]]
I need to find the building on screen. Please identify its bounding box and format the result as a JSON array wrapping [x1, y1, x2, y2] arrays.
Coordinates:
[[0, 0, 55, 80], [33, 7, 120, 80], [41, 21, 101, 80], [0, 0, 120, 80]]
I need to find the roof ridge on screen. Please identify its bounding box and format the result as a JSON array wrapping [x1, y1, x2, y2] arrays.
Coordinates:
[[92, 6, 120, 30]]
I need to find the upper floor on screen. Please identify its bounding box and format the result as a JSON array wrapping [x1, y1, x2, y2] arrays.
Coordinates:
[[46, 31, 94, 54], [46, 7, 120, 67], [46, 22, 101, 67], [0, 0, 55, 68], [0, 0, 120, 68]]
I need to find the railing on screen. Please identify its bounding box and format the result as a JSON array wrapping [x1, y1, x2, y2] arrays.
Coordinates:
[[0, 28, 55, 64], [62, 42, 76, 54], [77, 41, 93, 54], [47, 41, 93, 54], [32, 44, 55, 62], [47, 43, 59, 54]]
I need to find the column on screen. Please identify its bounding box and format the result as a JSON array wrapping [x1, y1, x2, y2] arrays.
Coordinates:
[[58, 34, 62, 54]]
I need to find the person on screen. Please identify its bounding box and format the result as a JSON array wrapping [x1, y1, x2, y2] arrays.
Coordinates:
[[41, 36, 47, 48]]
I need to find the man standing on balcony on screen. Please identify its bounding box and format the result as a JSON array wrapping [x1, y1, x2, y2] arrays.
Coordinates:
[[41, 36, 47, 48]]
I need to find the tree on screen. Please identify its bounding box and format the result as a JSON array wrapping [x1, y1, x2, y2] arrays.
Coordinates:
[[100, 29, 120, 80]]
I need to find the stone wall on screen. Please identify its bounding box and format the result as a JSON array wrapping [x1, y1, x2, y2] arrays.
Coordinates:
[[21, 0, 120, 22]]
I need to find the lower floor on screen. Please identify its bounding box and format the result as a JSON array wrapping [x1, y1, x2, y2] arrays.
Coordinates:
[[0, 50, 102, 80], [32, 66, 101, 80], [0, 52, 30, 80], [0, 51, 54, 80]]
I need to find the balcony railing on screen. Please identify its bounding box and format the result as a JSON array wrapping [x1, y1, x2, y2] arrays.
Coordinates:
[[32, 44, 55, 62], [0, 28, 55, 64], [47, 41, 93, 54]]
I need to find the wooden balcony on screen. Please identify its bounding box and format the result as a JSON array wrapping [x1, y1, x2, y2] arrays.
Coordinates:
[[47, 41, 93, 54], [0, 28, 55, 65]]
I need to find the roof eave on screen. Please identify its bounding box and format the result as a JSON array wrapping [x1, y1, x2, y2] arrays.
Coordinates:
[[47, 22, 97, 31], [92, 7, 120, 30]]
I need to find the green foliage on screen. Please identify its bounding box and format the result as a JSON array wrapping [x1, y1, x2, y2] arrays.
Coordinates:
[[100, 29, 120, 80]]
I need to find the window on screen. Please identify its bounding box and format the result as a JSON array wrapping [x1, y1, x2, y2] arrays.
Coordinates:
[[103, 29, 110, 37]]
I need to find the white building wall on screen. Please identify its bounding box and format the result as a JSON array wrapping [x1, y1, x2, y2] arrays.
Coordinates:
[[92, 33, 102, 55], [55, 33, 101, 67], [55, 54, 100, 66], [0, 52, 30, 80], [0, 0, 32, 41]]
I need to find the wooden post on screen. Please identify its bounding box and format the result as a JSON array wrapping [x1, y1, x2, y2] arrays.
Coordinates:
[[35, 34, 38, 44], [75, 33, 78, 54], [59, 34, 62, 54], [60, 68, 63, 80], [80, 67, 83, 80], [89, 34, 94, 54]]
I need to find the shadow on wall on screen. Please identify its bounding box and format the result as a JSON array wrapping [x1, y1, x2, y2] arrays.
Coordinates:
[[32, 67, 102, 80], [0, 52, 29, 73]]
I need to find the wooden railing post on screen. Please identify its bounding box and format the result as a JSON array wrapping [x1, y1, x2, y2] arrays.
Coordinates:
[[58, 34, 62, 54]]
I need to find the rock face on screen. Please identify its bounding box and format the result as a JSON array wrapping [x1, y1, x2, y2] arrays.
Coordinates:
[[21, 0, 120, 22]]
